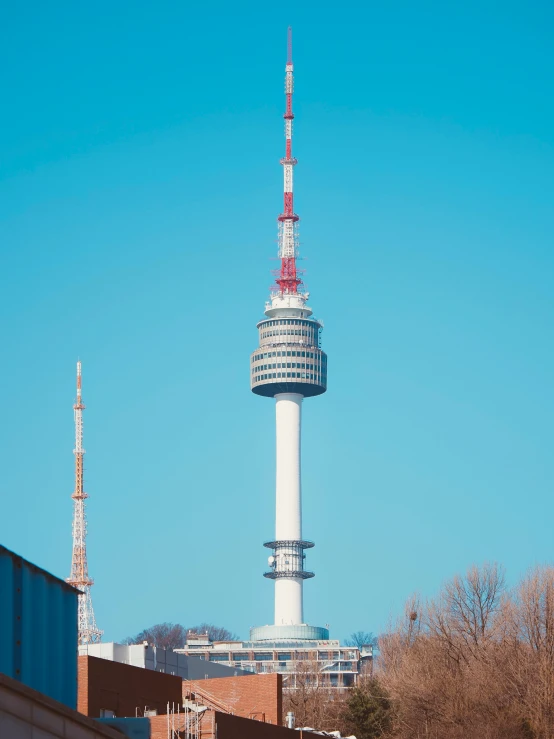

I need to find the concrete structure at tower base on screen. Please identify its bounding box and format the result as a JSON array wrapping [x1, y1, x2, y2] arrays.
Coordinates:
[[249, 624, 329, 641], [176, 633, 373, 692]]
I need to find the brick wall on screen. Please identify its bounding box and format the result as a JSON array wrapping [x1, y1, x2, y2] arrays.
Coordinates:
[[150, 710, 302, 739], [149, 710, 215, 739], [78, 655, 182, 719], [213, 711, 305, 739], [183, 673, 282, 725]]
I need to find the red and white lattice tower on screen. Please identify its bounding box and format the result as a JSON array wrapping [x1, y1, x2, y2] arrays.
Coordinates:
[[276, 26, 301, 296], [249, 29, 329, 642], [67, 361, 102, 645]]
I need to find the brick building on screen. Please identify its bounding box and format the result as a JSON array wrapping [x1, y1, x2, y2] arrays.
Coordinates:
[[78, 655, 182, 718], [78, 654, 282, 726], [183, 673, 282, 724]]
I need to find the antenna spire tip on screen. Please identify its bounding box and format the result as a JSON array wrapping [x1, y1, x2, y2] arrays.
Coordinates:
[[287, 26, 292, 64]]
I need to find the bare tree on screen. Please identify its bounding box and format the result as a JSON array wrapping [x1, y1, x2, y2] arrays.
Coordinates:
[[426, 562, 505, 667], [345, 631, 379, 649], [377, 564, 520, 739], [504, 566, 554, 739], [123, 622, 188, 650], [283, 660, 346, 732]]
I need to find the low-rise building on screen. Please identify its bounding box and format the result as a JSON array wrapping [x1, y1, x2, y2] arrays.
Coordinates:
[[79, 641, 250, 680], [176, 634, 373, 690], [78, 655, 183, 719], [78, 654, 282, 725]]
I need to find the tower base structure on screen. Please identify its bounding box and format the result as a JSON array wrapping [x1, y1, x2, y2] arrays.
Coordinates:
[[249, 624, 329, 642]]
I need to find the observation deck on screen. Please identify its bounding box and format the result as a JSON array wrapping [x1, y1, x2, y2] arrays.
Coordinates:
[[251, 315, 327, 398]]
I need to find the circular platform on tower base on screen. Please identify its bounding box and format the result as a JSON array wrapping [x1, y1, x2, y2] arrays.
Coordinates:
[[252, 381, 326, 398], [249, 624, 330, 642]]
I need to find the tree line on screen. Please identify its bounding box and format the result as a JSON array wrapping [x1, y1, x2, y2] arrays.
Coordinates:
[[123, 622, 238, 650], [305, 563, 554, 739]]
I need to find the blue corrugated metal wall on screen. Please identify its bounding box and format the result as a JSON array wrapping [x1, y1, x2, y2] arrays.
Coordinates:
[[98, 718, 151, 738], [0, 545, 78, 708]]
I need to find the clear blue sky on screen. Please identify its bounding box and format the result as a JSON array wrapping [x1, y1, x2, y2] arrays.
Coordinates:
[[1, 0, 553, 643]]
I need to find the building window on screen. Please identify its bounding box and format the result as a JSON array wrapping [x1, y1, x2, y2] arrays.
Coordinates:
[[233, 653, 251, 661], [100, 709, 116, 718], [254, 653, 273, 661], [278, 652, 292, 661]]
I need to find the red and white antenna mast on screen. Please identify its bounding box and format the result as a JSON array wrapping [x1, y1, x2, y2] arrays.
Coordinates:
[[276, 26, 302, 295], [67, 361, 102, 645]]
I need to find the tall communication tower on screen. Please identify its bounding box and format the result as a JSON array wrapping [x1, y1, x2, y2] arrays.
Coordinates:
[[67, 361, 102, 645], [249, 29, 329, 642]]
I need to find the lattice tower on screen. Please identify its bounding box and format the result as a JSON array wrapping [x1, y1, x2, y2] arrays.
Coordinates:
[[67, 361, 102, 645]]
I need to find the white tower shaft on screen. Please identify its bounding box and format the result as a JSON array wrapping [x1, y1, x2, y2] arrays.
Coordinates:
[[275, 393, 302, 540], [275, 393, 303, 624]]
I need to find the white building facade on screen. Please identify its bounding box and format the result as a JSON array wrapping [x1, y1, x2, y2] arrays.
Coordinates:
[[176, 635, 373, 691]]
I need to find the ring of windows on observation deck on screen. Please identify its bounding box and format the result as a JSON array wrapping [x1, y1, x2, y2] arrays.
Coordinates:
[[252, 372, 326, 383], [258, 318, 320, 346], [251, 349, 327, 384]]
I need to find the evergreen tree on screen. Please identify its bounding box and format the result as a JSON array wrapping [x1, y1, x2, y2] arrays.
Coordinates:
[[341, 678, 393, 739]]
